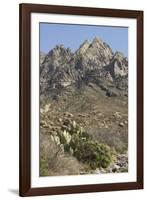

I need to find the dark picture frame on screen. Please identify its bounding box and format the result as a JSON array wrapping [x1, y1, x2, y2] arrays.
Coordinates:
[[19, 3, 143, 197]]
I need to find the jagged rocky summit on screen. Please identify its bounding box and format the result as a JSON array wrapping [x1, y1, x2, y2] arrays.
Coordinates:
[[40, 37, 128, 98], [40, 51, 46, 64]]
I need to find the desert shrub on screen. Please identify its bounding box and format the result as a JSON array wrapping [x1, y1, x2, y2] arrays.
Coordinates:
[[73, 140, 113, 169], [59, 121, 114, 170]]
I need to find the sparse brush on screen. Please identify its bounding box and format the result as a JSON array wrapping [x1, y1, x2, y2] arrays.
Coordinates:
[[40, 135, 83, 176], [87, 127, 128, 154]]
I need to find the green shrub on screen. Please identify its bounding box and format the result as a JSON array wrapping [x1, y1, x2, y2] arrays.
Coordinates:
[[73, 140, 112, 169]]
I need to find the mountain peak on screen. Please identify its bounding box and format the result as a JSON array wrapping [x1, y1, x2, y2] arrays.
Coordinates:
[[91, 37, 109, 50], [114, 51, 125, 58], [112, 51, 128, 65], [46, 44, 72, 59], [40, 51, 46, 64], [76, 40, 90, 55], [55, 44, 66, 50], [92, 36, 103, 44]]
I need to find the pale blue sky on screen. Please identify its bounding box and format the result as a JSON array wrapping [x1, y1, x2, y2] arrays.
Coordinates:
[[40, 23, 128, 57]]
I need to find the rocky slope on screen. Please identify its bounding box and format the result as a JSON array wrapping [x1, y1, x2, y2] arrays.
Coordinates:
[[40, 37, 128, 176]]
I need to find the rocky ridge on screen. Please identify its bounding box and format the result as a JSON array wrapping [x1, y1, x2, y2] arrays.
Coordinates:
[[40, 37, 128, 98], [40, 51, 46, 64]]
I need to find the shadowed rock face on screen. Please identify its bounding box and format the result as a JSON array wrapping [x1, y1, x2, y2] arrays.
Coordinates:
[[40, 37, 128, 97]]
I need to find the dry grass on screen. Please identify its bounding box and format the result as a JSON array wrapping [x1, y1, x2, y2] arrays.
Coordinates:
[[40, 135, 84, 176], [87, 127, 128, 153]]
